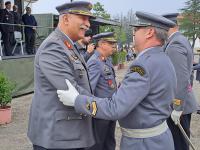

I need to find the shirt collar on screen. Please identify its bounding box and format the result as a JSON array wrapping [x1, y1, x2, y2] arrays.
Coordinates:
[[168, 31, 179, 39]]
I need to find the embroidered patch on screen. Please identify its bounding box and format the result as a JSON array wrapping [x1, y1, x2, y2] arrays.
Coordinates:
[[130, 66, 145, 76], [64, 40, 73, 49], [91, 101, 98, 116]]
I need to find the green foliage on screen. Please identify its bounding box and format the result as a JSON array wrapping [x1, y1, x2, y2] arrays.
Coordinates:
[[179, 0, 200, 48], [92, 2, 127, 43], [93, 2, 113, 33], [118, 50, 127, 63], [93, 2, 110, 19], [111, 50, 127, 65], [111, 52, 119, 65], [0, 72, 15, 108]]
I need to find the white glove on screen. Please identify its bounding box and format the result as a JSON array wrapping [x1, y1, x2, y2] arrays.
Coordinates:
[[57, 79, 79, 106], [171, 110, 183, 125]]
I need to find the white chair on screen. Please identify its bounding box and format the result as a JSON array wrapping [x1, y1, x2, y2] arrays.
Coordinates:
[[12, 31, 24, 55], [0, 32, 3, 56]]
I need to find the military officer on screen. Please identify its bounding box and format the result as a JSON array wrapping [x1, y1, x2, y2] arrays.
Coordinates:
[[163, 13, 198, 150], [57, 11, 177, 150], [0, 1, 14, 56], [75, 29, 95, 62], [87, 32, 117, 150], [27, 1, 96, 150]]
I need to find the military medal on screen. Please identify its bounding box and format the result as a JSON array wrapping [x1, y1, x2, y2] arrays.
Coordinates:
[[107, 79, 115, 89]]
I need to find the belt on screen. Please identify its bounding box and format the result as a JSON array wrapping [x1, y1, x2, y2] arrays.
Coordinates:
[[121, 121, 168, 138]]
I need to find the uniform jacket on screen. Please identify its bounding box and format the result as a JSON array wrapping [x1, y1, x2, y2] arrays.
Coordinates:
[[22, 13, 37, 34], [75, 46, 177, 150], [164, 32, 198, 114], [27, 28, 95, 149], [0, 9, 14, 33], [87, 51, 117, 98]]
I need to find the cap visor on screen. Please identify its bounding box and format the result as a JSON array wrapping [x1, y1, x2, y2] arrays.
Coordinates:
[[129, 23, 150, 27], [71, 12, 96, 19]]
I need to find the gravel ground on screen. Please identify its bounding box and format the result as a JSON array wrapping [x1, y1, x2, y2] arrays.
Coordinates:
[[0, 61, 200, 150]]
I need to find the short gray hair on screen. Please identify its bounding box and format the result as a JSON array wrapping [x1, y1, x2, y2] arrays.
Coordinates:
[[154, 27, 168, 45]]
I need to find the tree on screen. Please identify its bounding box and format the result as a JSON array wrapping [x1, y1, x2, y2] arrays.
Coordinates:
[[92, 2, 129, 44], [93, 2, 110, 19], [92, 2, 112, 32], [179, 0, 200, 48]]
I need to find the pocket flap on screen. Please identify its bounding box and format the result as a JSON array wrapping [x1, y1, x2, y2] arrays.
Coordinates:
[[55, 111, 83, 121]]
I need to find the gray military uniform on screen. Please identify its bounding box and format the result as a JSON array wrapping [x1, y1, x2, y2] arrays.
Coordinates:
[[164, 31, 198, 114], [87, 51, 116, 150], [87, 51, 117, 97], [27, 28, 95, 149], [74, 46, 177, 150]]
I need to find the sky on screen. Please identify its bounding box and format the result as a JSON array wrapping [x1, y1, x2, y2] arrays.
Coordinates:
[[32, 0, 186, 17]]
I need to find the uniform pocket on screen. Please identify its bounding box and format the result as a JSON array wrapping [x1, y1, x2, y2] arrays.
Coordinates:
[[53, 110, 83, 141]]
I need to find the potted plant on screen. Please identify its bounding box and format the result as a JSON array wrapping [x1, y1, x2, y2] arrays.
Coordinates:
[[0, 72, 15, 125]]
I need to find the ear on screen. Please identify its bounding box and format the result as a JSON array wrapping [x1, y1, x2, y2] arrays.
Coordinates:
[[63, 14, 70, 25], [145, 27, 154, 39]]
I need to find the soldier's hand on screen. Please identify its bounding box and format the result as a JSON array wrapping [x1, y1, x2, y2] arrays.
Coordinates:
[[87, 43, 95, 54], [57, 79, 79, 106], [171, 110, 183, 125]]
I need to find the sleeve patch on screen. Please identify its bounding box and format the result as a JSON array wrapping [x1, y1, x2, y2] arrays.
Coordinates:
[[130, 66, 145, 76]]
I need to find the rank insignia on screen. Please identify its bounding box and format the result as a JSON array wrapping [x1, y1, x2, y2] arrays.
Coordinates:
[[107, 79, 115, 89], [99, 56, 105, 61], [91, 101, 98, 116], [64, 40, 73, 49], [130, 66, 145, 76], [86, 103, 90, 110]]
